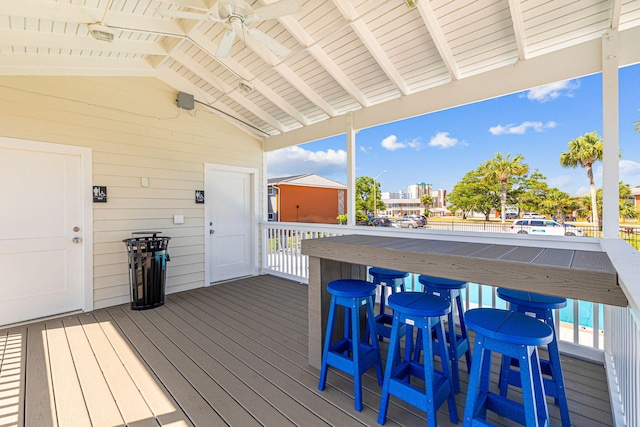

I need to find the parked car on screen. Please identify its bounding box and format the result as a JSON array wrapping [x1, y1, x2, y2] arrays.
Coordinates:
[[356, 218, 375, 226], [510, 219, 584, 236], [552, 214, 577, 222], [393, 217, 420, 228], [522, 212, 546, 219], [504, 212, 518, 219], [371, 218, 392, 227], [404, 214, 427, 226]]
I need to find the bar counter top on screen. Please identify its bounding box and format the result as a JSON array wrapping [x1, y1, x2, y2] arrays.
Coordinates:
[[301, 233, 625, 368]]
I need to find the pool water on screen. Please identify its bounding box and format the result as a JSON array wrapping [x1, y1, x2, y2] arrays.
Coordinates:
[[407, 276, 603, 331]]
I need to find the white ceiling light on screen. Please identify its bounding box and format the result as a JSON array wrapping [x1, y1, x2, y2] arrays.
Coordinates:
[[239, 80, 254, 93], [88, 24, 115, 42]]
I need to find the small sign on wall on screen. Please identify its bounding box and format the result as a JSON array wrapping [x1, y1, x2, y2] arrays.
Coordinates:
[[93, 186, 107, 203], [195, 190, 205, 204]]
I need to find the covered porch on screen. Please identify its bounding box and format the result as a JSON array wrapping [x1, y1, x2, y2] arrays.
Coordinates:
[[0, 275, 613, 426]]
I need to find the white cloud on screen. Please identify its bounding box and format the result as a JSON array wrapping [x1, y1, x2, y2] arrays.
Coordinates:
[[359, 145, 368, 153], [266, 145, 346, 177], [620, 159, 640, 183], [573, 186, 589, 197], [428, 132, 462, 148], [548, 175, 574, 189], [489, 121, 556, 135], [526, 80, 580, 103], [380, 135, 422, 151]]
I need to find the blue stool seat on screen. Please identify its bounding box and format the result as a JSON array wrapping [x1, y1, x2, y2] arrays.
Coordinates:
[[318, 279, 383, 412], [368, 267, 409, 340], [497, 288, 571, 427], [464, 308, 553, 427], [414, 275, 471, 394], [378, 292, 459, 426]]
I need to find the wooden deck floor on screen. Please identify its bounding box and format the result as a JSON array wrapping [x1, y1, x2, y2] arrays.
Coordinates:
[[0, 275, 613, 426]]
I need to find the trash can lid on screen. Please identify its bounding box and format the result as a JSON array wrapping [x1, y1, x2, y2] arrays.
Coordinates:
[[132, 231, 162, 237]]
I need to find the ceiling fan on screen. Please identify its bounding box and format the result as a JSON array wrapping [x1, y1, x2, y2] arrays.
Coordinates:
[[158, 0, 301, 58]]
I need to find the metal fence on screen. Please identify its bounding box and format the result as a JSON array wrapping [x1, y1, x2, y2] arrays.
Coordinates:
[[423, 221, 640, 248]]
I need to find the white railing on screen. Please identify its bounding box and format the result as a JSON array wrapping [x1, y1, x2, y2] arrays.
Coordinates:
[[262, 222, 604, 349], [262, 222, 638, 427], [605, 305, 639, 427]]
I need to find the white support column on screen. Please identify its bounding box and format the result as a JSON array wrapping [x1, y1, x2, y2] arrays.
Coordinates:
[[346, 113, 357, 226], [602, 31, 620, 238]]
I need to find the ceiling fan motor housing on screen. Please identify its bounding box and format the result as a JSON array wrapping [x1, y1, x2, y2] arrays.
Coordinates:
[[219, 1, 251, 20]]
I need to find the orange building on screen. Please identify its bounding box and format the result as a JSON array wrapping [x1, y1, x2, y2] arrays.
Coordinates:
[[268, 174, 346, 224]]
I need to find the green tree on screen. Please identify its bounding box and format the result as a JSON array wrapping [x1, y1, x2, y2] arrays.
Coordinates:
[[576, 182, 637, 223], [480, 153, 529, 224], [355, 176, 386, 215], [420, 193, 433, 216], [539, 189, 579, 224], [619, 182, 638, 222], [447, 168, 500, 220], [559, 132, 603, 226], [514, 170, 550, 215]]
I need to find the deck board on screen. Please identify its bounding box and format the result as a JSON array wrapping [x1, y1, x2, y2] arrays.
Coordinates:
[[77, 314, 158, 427], [91, 310, 193, 427], [0, 275, 614, 427], [63, 316, 125, 426], [2, 328, 26, 427], [25, 323, 56, 427]]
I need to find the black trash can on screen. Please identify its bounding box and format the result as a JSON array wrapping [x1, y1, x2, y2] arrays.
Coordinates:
[[123, 231, 171, 310]]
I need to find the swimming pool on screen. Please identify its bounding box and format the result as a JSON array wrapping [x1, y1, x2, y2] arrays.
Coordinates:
[[406, 276, 603, 331]]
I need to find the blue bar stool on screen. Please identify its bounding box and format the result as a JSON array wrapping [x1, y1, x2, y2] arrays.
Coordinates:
[[378, 292, 459, 426], [414, 275, 471, 393], [496, 288, 571, 427], [368, 267, 409, 340], [318, 279, 383, 412], [463, 308, 553, 427]]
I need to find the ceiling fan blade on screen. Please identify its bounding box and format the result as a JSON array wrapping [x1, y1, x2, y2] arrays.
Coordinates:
[[246, 0, 301, 22], [157, 8, 223, 22], [247, 28, 291, 57], [215, 30, 237, 57]]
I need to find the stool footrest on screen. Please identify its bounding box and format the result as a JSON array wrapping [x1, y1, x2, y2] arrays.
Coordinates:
[[482, 392, 546, 427], [326, 342, 379, 375], [388, 370, 452, 414]]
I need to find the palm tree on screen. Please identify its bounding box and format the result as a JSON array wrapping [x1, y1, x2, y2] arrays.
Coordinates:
[[481, 153, 529, 224], [539, 189, 578, 225], [420, 194, 433, 216], [559, 132, 603, 226]]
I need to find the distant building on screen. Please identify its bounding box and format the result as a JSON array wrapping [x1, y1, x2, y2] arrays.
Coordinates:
[[381, 190, 407, 199], [379, 198, 424, 217], [430, 189, 447, 207], [630, 188, 640, 211], [380, 184, 448, 217], [267, 174, 346, 224], [407, 182, 432, 199]]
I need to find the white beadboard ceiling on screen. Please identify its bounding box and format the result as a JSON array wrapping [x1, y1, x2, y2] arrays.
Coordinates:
[[1, 0, 639, 149]]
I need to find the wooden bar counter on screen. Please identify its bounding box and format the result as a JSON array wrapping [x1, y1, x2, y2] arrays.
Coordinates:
[[301, 234, 624, 368]]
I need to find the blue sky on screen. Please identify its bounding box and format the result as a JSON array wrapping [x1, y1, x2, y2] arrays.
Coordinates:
[[267, 63, 640, 197]]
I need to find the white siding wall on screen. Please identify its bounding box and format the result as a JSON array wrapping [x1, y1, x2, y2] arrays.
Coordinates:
[[0, 76, 263, 310]]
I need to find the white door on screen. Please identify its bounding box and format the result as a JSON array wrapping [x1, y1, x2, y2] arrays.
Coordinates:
[[0, 143, 86, 325], [205, 166, 255, 283]]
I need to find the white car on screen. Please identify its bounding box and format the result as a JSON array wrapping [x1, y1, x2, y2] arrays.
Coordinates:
[[510, 219, 584, 236], [393, 218, 420, 228], [522, 212, 546, 219]]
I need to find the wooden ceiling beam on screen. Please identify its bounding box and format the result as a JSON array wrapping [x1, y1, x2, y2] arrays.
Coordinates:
[[415, 0, 461, 80], [276, 14, 371, 108], [332, 0, 409, 95], [508, 0, 528, 60]]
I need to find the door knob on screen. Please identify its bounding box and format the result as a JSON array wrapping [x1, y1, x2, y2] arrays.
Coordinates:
[[72, 237, 82, 244], [210, 230, 215, 234]]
